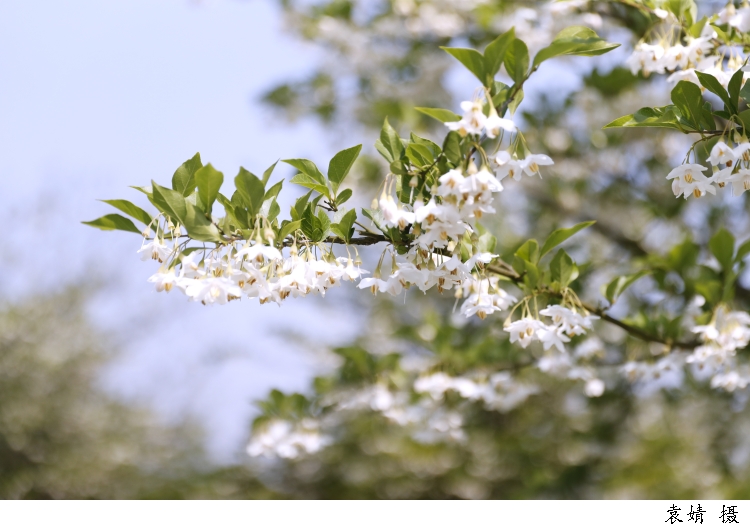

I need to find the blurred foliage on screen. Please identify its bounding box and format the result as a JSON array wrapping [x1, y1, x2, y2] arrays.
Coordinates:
[[0, 288, 276, 499]]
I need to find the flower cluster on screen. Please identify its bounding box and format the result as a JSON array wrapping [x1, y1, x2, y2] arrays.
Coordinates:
[[141, 237, 367, 306], [625, 27, 716, 81], [688, 307, 750, 391], [246, 418, 330, 459], [504, 304, 599, 353], [414, 371, 539, 412], [667, 141, 750, 199]]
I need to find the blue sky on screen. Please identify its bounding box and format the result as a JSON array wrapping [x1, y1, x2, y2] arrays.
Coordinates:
[[0, 0, 367, 462]]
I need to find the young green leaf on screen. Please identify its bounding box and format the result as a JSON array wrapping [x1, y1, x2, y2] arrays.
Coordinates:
[[671, 81, 714, 131], [290, 173, 330, 197], [695, 71, 733, 112], [234, 167, 265, 218], [504, 38, 529, 84], [182, 202, 222, 242], [335, 188, 353, 206], [328, 144, 362, 194], [442, 131, 462, 166], [282, 158, 327, 186], [262, 160, 279, 185], [378, 118, 405, 163], [151, 181, 187, 225], [415, 107, 461, 123], [515, 239, 539, 264], [331, 209, 357, 243], [605, 270, 651, 304], [533, 26, 620, 67], [99, 199, 153, 227], [82, 214, 141, 234], [171, 152, 202, 196], [603, 106, 684, 130], [264, 180, 284, 201], [440, 47, 487, 84], [539, 221, 595, 258], [550, 248, 578, 288], [194, 163, 224, 215], [278, 219, 302, 242], [483, 28, 515, 81]]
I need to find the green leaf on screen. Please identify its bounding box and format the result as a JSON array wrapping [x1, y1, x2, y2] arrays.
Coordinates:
[[406, 143, 434, 166], [279, 219, 301, 242], [533, 26, 620, 67], [378, 118, 405, 164], [234, 167, 265, 218], [151, 181, 187, 224], [194, 163, 224, 215], [331, 209, 357, 243], [442, 131, 462, 166], [264, 180, 284, 201], [415, 107, 461, 123], [290, 173, 330, 197], [672, 80, 714, 131], [604, 105, 684, 130], [515, 239, 539, 264], [441, 47, 487, 84], [82, 214, 141, 234], [740, 76, 750, 104], [710, 228, 735, 272], [335, 188, 353, 206], [540, 221, 595, 258], [735, 109, 750, 132], [292, 190, 314, 222], [182, 202, 222, 242], [688, 16, 708, 38], [504, 38, 529, 84], [328, 144, 362, 194], [317, 209, 331, 240], [605, 270, 651, 303], [736, 238, 750, 263], [282, 158, 327, 186], [171, 153, 202, 196], [483, 28, 515, 82], [262, 160, 279, 185], [99, 199, 153, 227], [695, 71, 732, 112], [729, 68, 744, 111], [550, 248, 578, 288]]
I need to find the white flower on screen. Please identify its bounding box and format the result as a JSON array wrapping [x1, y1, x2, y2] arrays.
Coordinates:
[[184, 276, 242, 305], [380, 195, 416, 229], [666, 163, 715, 199], [505, 318, 544, 348], [148, 268, 178, 292], [495, 151, 525, 181], [137, 239, 171, 263], [436, 169, 466, 197], [661, 44, 688, 71], [484, 112, 517, 139], [235, 243, 282, 263], [445, 100, 486, 136], [357, 276, 403, 296], [708, 141, 738, 167], [520, 153, 554, 176], [537, 324, 571, 353], [727, 169, 750, 197]]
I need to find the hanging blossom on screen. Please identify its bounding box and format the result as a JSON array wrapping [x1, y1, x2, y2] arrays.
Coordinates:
[[141, 229, 368, 306], [358, 96, 554, 322], [666, 141, 750, 200]]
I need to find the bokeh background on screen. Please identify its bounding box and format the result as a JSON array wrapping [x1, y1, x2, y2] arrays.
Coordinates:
[[3, 0, 750, 499]]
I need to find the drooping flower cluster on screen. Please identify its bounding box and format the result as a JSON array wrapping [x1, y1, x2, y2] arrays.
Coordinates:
[[625, 25, 718, 82], [141, 236, 367, 306], [504, 304, 599, 353], [667, 141, 750, 199], [414, 371, 539, 412]]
